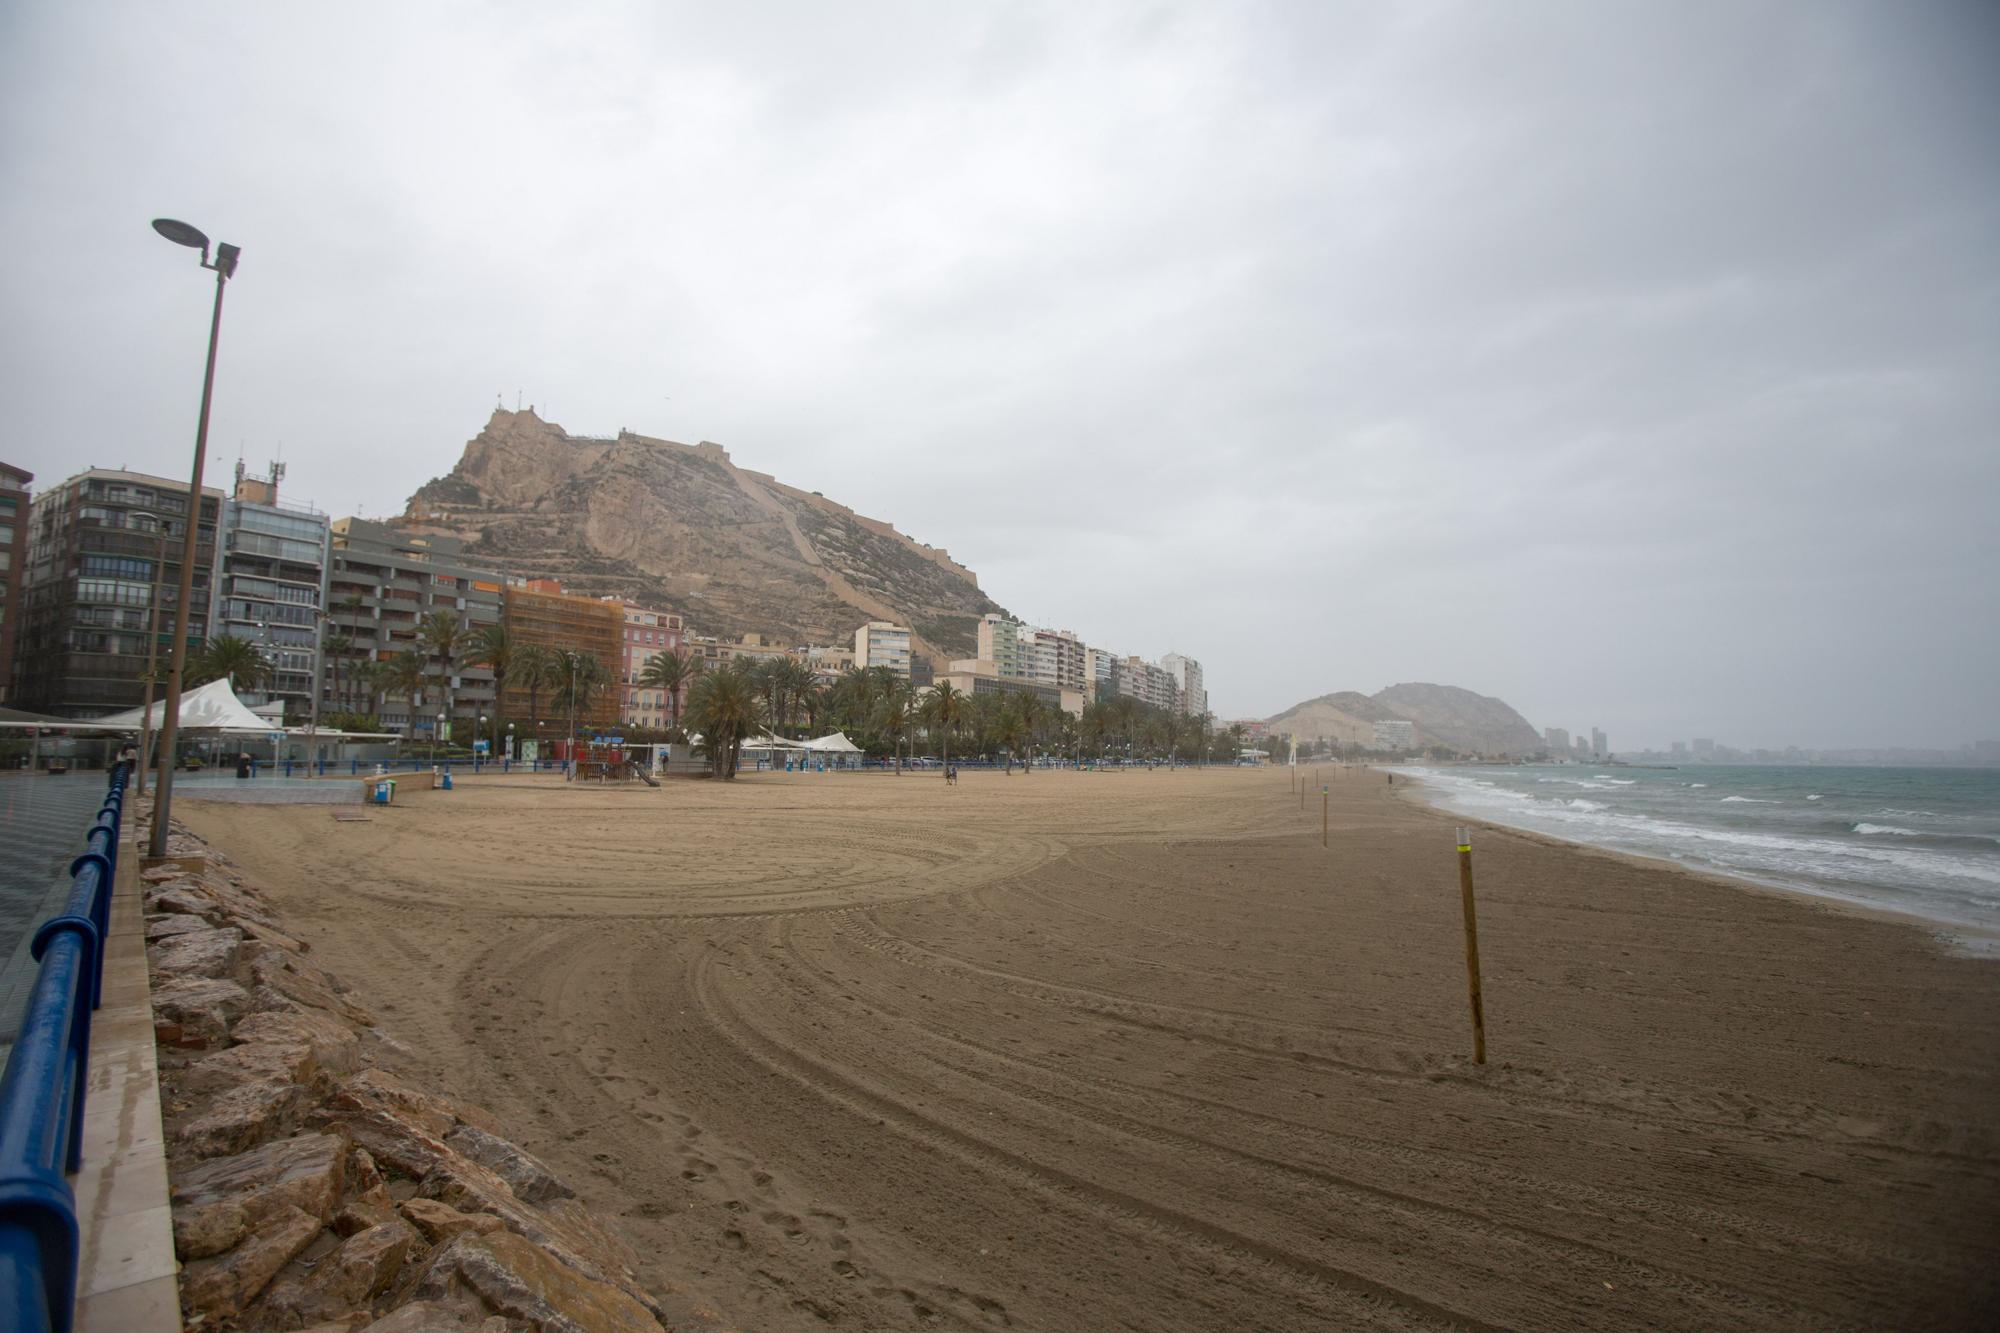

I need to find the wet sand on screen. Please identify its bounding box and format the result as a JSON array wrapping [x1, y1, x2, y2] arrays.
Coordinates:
[[182, 766, 2000, 1330]]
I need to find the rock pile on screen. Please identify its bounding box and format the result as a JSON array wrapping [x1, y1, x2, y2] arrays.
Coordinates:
[[140, 820, 678, 1331]]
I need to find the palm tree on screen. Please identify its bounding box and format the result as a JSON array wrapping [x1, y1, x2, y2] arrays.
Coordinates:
[[637, 648, 694, 733], [386, 650, 430, 741], [189, 634, 271, 693], [418, 610, 471, 735], [685, 666, 763, 779], [922, 680, 966, 780], [876, 681, 913, 773], [345, 658, 386, 724], [551, 652, 610, 730], [321, 633, 352, 712], [468, 624, 514, 749], [510, 644, 557, 735], [1011, 690, 1043, 775]]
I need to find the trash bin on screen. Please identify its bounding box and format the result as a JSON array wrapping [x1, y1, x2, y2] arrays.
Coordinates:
[[372, 779, 396, 806], [440, 770, 454, 791]]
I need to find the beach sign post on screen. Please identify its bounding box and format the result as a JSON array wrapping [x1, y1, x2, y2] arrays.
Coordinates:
[[1322, 785, 1329, 847], [1456, 828, 1487, 1064]]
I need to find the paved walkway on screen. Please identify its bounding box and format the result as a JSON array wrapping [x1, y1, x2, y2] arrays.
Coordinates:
[[0, 772, 113, 1052], [75, 833, 179, 1328]]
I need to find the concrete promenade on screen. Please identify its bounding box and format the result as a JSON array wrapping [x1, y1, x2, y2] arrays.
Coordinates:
[[73, 829, 180, 1328]]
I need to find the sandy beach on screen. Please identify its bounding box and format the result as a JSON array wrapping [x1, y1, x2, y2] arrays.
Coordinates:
[[180, 766, 2000, 1330]]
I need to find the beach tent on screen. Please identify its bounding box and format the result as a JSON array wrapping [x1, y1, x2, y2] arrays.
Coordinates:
[[92, 677, 277, 735], [801, 732, 862, 753]]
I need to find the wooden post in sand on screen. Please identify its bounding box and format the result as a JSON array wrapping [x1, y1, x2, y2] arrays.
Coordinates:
[[1321, 786, 1329, 847], [1456, 828, 1487, 1064]]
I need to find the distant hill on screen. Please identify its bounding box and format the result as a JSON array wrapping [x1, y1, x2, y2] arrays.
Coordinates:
[[1266, 683, 1541, 756], [402, 408, 1007, 661]]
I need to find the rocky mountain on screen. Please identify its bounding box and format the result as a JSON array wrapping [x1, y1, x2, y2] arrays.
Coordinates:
[[403, 409, 1006, 661], [1266, 683, 1542, 756]]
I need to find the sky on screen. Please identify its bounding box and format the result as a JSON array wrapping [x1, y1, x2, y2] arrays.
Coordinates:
[[3, 1, 1995, 751]]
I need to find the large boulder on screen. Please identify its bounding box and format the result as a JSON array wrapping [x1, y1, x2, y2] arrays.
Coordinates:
[[148, 925, 244, 979], [177, 1202, 323, 1319], [176, 1076, 316, 1158], [401, 1198, 506, 1245], [405, 1231, 664, 1333], [153, 976, 255, 1049], [171, 1132, 348, 1258], [179, 1041, 323, 1098], [444, 1126, 575, 1206], [246, 944, 376, 1025], [232, 1009, 364, 1075], [260, 1218, 421, 1326]]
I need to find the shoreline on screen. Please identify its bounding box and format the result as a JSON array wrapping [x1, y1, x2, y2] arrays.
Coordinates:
[[1389, 766, 2000, 959]]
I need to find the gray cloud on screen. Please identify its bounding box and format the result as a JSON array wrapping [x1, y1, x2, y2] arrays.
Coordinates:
[[3, 0, 1994, 749]]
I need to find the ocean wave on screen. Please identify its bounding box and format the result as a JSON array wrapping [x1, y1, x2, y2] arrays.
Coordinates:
[[1853, 823, 1919, 837], [1807, 794, 1822, 801], [1688, 782, 1707, 788], [1567, 798, 1607, 811], [1719, 796, 1773, 803]]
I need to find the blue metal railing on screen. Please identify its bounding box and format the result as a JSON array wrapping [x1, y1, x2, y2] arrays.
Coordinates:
[[0, 761, 131, 1333]]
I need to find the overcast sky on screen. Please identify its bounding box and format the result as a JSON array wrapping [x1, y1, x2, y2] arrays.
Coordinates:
[[3, 1, 1995, 750]]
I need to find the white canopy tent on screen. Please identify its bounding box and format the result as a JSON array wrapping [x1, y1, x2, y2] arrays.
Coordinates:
[[801, 732, 862, 753], [93, 678, 275, 734]]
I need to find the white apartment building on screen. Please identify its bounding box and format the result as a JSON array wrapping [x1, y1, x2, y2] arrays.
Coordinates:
[[1027, 626, 1086, 692], [1159, 652, 1207, 718], [853, 620, 913, 678]]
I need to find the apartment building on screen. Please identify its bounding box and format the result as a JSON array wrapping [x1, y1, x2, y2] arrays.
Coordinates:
[[326, 519, 502, 735], [212, 462, 331, 724], [0, 464, 29, 704], [1027, 627, 1086, 693], [613, 600, 685, 730], [1083, 646, 1119, 703], [976, 614, 1028, 678], [854, 621, 913, 678], [1117, 656, 1181, 712], [10, 468, 222, 717], [502, 580, 622, 732], [1159, 652, 1207, 718]]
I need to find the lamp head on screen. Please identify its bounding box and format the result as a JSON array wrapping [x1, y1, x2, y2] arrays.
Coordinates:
[[152, 217, 209, 260]]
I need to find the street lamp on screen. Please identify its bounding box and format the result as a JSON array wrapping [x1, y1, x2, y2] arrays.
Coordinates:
[[564, 650, 580, 782], [148, 217, 241, 859], [433, 712, 445, 768], [475, 712, 485, 770], [506, 721, 514, 766]]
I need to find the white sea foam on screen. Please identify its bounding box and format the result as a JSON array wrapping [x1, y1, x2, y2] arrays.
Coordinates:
[[1807, 794, 1823, 801], [1401, 765, 2000, 931]]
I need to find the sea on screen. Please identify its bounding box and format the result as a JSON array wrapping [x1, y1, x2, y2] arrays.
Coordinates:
[[1398, 763, 2000, 939]]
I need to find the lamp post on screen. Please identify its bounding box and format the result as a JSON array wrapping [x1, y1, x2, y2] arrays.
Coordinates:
[[476, 712, 485, 771], [564, 650, 580, 782], [434, 712, 445, 769], [506, 721, 514, 766], [148, 217, 240, 859]]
